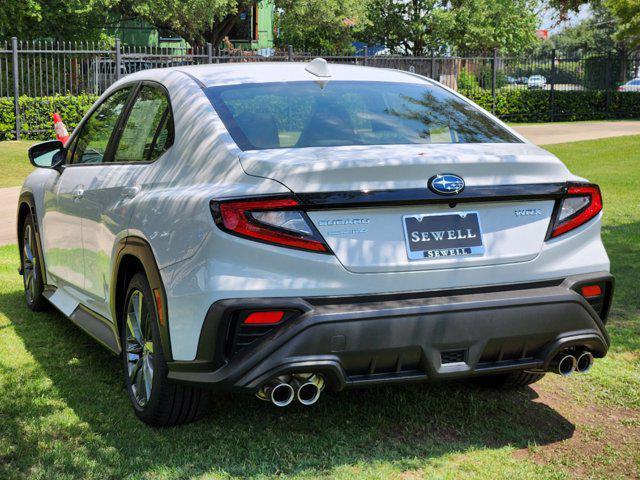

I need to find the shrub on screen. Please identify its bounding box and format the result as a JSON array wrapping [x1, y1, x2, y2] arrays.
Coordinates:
[[463, 89, 640, 122], [457, 69, 480, 91], [0, 94, 98, 141]]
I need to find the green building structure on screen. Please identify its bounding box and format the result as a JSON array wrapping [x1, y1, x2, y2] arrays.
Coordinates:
[[107, 0, 275, 51]]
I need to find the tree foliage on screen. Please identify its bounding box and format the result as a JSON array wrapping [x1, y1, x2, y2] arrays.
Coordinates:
[[274, 0, 369, 52], [0, 0, 110, 41], [605, 0, 640, 48], [363, 0, 539, 55], [115, 0, 244, 47]]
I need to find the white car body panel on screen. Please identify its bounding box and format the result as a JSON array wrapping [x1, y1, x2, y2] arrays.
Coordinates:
[[19, 62, 610, 361]]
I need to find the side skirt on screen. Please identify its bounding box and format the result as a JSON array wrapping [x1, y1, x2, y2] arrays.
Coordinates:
[[44, 287, 121, 355]]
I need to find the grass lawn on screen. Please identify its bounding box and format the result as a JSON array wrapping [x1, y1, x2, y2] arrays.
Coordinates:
[[0, 141, 36, 189], [0, 135, 638, 479]]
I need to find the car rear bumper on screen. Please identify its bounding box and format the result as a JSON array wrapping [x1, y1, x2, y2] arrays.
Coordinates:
[[166, 272, 613, 392]]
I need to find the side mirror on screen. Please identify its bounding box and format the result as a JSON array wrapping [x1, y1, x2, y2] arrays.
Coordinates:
[[28, 140, 65, 169]]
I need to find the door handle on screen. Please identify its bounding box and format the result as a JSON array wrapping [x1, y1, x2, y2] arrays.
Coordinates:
[[121, 186, 140, 199]]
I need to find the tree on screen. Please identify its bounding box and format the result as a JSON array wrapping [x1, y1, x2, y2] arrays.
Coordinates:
[[363, 0, 539, 55], [115, 0, 244, 47], [546, 2, 618, 52], [545, 0, 640, 52], [274, 0, 369, 52], [605, 0, 640, 48], [447, 0, 539, 54], [0, 0, 111, 41], [364, 0, 453, 55]]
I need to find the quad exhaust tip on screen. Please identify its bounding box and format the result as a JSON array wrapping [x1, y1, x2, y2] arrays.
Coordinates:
[[295, 374, 324, 406], [263, 380, 295, 407], [551, 353, 577, 376], [576, 351, 594, 374], [549, 350, 595, 376], [257, 373, 325, 407]]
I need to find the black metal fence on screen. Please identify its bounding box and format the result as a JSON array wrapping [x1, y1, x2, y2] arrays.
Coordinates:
[[1, 37, 639, 139]]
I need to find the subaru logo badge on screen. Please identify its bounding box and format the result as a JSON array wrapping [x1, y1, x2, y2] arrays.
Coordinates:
[[428, 174, 465, 195]]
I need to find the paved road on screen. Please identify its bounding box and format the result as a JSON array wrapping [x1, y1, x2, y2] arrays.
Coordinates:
[[512, 120, 640, 145], [1, 121, 638, 246], [0, 186, 20, 246]]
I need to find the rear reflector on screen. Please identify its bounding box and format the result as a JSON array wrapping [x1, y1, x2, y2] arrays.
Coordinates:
[[243, 311, 285, 325], [581, 285, 602, 298], [152, 288, 165, 326]]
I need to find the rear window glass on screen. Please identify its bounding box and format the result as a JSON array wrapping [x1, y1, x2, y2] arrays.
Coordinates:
[[205, 81, 520, 151]]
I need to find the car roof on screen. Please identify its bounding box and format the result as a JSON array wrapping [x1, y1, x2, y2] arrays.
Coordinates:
[[128, 61, 431, 88]]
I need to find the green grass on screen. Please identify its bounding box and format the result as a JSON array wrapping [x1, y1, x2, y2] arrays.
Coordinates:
[[0, 135, 639, 479], [0, 141, 36, 188]]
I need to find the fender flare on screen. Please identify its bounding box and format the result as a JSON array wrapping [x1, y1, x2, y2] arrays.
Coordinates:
[[110, 236, 173, 361], [17, 191, 48, 284]]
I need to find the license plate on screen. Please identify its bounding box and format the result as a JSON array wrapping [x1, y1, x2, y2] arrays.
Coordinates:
[[403, 212, 484, 260]]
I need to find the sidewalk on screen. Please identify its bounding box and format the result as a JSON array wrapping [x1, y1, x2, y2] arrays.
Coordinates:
[[0, 186, 20, 246], [512, 120, 640, 145]]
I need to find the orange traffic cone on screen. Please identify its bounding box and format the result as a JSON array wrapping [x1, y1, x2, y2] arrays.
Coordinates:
[[52, 113, 70, 145]]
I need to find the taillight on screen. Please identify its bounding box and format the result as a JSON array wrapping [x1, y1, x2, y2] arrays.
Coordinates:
[[211, 197, 330, 253], [550, 184, 602, 238]]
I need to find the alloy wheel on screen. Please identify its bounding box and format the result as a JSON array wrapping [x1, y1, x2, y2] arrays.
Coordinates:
[[22, 224, 37, 304], [125, 290, 154, 408]]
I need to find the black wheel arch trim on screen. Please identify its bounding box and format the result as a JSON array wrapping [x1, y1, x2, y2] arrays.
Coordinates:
[[17, 191, 48, 284], [111, 236, 173, 361]]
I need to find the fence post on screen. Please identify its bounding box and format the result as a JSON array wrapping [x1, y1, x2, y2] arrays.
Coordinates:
[[207, 43, 213, 63], [550, 49, 557, 122], [11, 37, 20, 141], [430, 52, 436, 80], [491, 48, 498, 114], [605, 51, 612, 115], [115, 38, 122, 80], [287, 45, 293, 62], [363, 46, 368, 66]]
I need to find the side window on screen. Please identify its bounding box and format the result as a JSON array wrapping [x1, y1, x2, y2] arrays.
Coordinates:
[[113, 85, 174, 163], [71, 87, 132, 164]]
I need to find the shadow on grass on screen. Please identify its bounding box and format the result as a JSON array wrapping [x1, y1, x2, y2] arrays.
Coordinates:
[[1, 286, 576, 479]]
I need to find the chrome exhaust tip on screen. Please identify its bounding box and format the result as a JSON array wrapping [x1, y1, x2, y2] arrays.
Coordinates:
[[269, 381, 295, 407], [257, 379, 295, 407], [576, 351, 594, 374], [297, 379, 322, 406], [550, 353, 577, 376]]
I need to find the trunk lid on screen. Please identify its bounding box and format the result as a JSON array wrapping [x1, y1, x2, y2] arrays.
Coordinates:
[[239, 144, 570, 273]]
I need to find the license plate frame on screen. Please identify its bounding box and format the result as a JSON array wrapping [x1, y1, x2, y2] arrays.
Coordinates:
[[402, 211, 485, 260]]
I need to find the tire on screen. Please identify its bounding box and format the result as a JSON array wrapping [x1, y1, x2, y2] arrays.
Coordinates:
[[475, 370, 545, 389], [121, 272, 210, 426], [21, 214, 49, 311]]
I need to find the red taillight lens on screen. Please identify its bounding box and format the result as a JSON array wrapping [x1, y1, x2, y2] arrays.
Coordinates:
[[211, 197, 330, 253], [243, 311, 285, 325], [550, 184, 602, 238], [581, 285, 602, 298]]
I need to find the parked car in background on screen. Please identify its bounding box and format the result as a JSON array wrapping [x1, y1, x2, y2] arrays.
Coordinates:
[[516, 76, 529, 85], [19, 59, 613, 426], [528, 75, 547, 89], [617, 78, 640, 92], [506, 76, 517, 85]]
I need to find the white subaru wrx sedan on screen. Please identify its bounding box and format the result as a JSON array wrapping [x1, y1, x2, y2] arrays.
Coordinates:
[[18, 60, 613, 426]]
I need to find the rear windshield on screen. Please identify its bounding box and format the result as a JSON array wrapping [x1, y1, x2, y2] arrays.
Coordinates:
[[206, 81, 520, 150]]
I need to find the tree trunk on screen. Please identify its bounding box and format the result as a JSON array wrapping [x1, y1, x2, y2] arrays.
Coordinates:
[[207, 14, 239, 48]]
